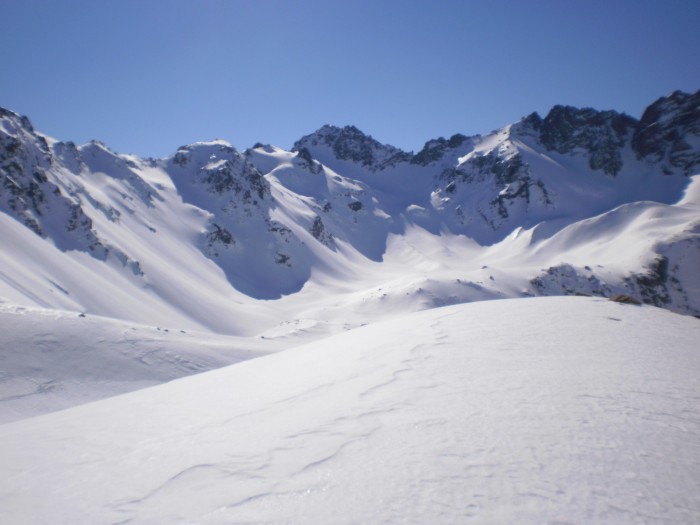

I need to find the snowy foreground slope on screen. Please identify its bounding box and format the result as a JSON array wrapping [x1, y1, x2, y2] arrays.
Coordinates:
[[1, 297, 699, 524], [0, 304, 281, 423]]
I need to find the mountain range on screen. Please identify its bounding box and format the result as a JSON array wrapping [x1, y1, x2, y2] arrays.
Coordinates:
[[1, 90, 700, 523], [1, 90, 699, 331]]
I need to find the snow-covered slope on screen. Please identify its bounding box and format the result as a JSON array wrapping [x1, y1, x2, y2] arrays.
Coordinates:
[[2, 92, 700, 523], [1, 91, 698, 331], [0, 303, 282, 424], [1, 297, 699, 524]]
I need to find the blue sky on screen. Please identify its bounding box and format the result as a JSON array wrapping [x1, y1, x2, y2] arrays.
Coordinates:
[[2, 0, 699, 157]]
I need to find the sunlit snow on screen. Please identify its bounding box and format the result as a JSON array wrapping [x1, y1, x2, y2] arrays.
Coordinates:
[[1, 298, 699, 524], [1, 95, 700, 523]]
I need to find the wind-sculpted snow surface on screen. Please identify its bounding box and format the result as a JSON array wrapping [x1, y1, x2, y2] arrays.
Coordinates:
[[1, 297, 699, 524], [0, 304, 282, 423]]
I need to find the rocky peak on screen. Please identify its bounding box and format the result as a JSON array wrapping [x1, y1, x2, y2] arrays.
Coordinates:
[[77, 140, 124, 169], [411, 133, 471, 166], [536, 105, 637, 176], [520, 112, 543, 131], [632, 89, 700, 174], [0, 107, 35, 136], [168, 141, 269, 202], [169, 140, 237, 168], [0, 108, 51, 162], [293, 125, 411, 171], [0, 109, 111, 257]]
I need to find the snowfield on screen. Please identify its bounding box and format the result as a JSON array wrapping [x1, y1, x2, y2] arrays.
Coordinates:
[[1, 297, 699, 524], [2, 92, 700, 523], [0, 304, 281, 424]]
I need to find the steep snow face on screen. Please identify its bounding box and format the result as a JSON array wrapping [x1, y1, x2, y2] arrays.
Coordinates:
[[0, 112, 278, 331], [249, 146, 397, 262], [0, 90, 699, 327], [1, 297, 699, 524], [425, 126, 555, 241], [163, 142, 314, 299]]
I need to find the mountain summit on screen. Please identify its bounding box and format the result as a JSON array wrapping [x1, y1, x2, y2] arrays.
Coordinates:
[[293, 124, 413, 171]]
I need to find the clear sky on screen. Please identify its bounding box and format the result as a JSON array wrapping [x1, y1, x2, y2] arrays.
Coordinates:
[[2, 0, 699, 158]]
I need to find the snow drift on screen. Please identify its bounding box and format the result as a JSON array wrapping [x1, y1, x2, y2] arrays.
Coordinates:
[[1, 297, 698, 524]]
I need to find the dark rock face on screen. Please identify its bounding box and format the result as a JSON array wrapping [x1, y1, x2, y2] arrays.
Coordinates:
[[0, 147, 49, 236], [530, 264, 613, 298], [436, 145, 554, 232], [309, 215, 333, 246], [293, 125, 411, 171], [632, 90, 700, 174], [204, 161, 267, 201], [294, 147, 322, 174], [295, 147, 314, 165], [310, 216, 325, 239], [172, 144, 270, 204], [528, 255, 692, 313], [478, 151, 525, 186], [491, 178, 551, 220], [411, 134, 469, 166], [521, 112, 543, 131], [275, 253, 291, 266], [625, 256, 671, 307], [0, 110, 147, 266], [205, 223, 235, 257], [526, 90, 700, 177], [537, 106, 637, 176], [0, 110, 103, 253], [347, 200, 363, 212]]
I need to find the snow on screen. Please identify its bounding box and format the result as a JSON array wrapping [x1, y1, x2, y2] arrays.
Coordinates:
[[2, 104, 699, 330], [1, 297, 699, 524], [0, 304, 282, 423], [2, 98, 700, 522]]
